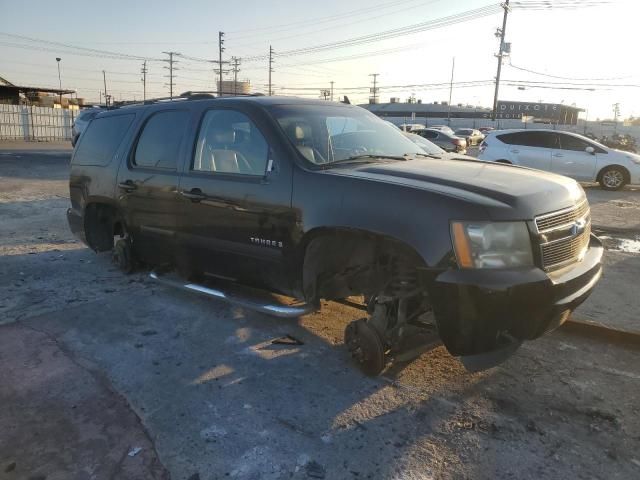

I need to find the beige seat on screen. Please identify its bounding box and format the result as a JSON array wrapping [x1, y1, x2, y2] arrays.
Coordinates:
[[200, 128, 239, 173], [287, 123, 316, 163]]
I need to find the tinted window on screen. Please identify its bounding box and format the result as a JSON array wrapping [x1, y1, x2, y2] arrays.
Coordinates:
[[134, 110, 190, 170], [558, 134, 591, 152], [421, 130, 438, 139], [456, 129, 473, 135], [73, 113, 135, 166], [497, 131, 557, 148], [193, 109, 268, 175]]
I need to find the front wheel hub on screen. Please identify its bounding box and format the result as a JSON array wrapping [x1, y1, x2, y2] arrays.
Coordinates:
[[344, 319, 386, 376]]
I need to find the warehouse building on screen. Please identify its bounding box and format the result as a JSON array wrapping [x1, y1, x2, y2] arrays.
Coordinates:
[[361, 99, 584, 129]]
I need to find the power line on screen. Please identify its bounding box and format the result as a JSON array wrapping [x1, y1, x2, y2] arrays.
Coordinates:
[[0, 32, 161, 61], [242, 4, 502, 61], [506, 60, 631, 81]]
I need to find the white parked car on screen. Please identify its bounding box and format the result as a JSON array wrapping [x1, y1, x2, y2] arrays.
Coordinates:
[[478, 129, 640, 190]]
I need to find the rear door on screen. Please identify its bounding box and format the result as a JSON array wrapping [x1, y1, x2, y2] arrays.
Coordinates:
[[496, 131, 556, 170], [176, 106, 295, 292], [552, 133, 599, 181], [116, 108, 191, 265]]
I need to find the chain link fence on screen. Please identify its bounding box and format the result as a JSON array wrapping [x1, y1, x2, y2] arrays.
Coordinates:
[[0, 104, 76, 141]]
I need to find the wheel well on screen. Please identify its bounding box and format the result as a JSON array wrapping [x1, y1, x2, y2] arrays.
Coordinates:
[[300, 229, 427, 303], [596, 164, 630, 183], [84, 203, 124, 252]]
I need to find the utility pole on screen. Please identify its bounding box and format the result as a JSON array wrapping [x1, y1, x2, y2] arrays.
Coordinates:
[[218, 31, 225, 95], [330, 81, 334, 101], [231, 56, 241, 95], [141, 61, 147, 101], [268, 45, 274, 96], [447, 57, 455, 125], [613, 102, 620, 133], [102, 70, 108, 107], [162, 51, 180, 99], [55, 57, 62, 105], [491, 0, 510, 121], [369, 73, 379, 104]]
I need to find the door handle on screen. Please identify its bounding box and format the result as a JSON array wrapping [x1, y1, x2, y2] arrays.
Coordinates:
[[180, 189, 206, 202], [552, 153, 564, 158], [510, 149, 519, 154], [118, 180, 137, 192]]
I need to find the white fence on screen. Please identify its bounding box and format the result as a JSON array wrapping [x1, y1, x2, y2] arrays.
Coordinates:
[[0, 104, 76, 141]]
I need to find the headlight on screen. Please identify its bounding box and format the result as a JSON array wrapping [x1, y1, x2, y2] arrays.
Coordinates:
[[451, 221, 534, 269]]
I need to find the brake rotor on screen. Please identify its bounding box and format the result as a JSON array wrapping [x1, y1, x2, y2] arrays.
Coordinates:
[[344, 318, 386, 376], [112, 239, 134, 273]]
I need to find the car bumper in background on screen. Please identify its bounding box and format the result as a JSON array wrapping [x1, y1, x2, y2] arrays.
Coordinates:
[[429, 234, 604, 359]]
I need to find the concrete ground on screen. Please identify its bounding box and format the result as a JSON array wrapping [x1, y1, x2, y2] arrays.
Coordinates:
[[1, 147, 639, 479]]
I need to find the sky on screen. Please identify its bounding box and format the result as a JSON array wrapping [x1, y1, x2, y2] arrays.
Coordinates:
[[0, 0, 637, 119]]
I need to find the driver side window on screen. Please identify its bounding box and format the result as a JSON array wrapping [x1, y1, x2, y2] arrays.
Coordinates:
[[193, 109, 269, 175]]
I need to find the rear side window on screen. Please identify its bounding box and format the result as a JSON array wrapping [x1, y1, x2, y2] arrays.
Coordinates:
[[497, 131, 557, 148], [133, 110, 190, 170], [73, 113, 135, 166]]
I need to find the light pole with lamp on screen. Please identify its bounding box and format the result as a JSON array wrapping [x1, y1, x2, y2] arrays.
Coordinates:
[[55, 57, 62, 106]]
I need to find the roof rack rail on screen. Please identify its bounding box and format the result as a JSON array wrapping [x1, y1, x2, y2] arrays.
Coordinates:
[[180, 90, 266, 98], [119, 91, 267, 109]]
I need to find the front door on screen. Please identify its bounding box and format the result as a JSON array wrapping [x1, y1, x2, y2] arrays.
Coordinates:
[[177, 107, 295, 293], [552, 133, 599, 181], [116, 108, 191, 265]]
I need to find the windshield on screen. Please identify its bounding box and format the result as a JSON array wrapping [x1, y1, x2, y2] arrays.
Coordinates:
[[271, 104, 424, 165], [404, 133, 445, 155]]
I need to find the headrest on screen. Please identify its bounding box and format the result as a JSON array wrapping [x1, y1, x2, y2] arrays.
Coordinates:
[[210, 128, 235, 145], [287, 122, 309, 142]]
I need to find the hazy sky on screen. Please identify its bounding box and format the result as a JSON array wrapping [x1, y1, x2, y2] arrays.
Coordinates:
[[1, 0, 637, 119]]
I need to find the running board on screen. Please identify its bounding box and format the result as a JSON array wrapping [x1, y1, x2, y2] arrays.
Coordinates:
[[149, 272, 317, 318]]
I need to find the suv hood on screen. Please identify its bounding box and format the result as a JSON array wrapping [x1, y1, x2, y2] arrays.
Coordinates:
[[326, 158, 584, 220]]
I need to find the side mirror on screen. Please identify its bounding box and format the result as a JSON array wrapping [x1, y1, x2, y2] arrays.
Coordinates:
[[585, 146, 595, 155]]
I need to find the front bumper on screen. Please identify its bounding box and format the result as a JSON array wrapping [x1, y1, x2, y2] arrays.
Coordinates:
[[429, 234, 603, 357]]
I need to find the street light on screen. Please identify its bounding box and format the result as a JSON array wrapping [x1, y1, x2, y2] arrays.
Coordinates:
[[55, 57, 62, 106]]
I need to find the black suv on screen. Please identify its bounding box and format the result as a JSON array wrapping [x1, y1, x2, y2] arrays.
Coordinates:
[[67, 94, 603, 375]]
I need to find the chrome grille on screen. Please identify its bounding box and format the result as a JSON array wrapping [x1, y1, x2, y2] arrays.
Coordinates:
[[535, 200, 589, 233], [535, 200, 591, 270]]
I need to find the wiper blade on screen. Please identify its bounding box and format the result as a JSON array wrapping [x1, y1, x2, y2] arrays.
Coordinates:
[[323, 154, 407, 168], [413, 152, 443, 159]]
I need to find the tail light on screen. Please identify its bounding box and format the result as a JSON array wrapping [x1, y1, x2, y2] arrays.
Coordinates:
[[453, 139, 463, 146]]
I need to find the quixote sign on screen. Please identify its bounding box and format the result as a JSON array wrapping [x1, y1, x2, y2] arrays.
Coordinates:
[[496, 101, 562, 119]]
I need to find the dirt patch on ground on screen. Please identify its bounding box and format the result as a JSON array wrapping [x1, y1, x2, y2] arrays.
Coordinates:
[[0, 323, 168, 480]]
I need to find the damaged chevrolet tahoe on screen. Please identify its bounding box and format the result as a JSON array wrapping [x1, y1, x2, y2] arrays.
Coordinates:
[[67, 93, 603, 375]]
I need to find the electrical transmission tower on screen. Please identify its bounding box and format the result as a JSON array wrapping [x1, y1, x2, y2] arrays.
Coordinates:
[[369, 73, 379, 104], [141, 60, 147, 101], [231, 56, 241, 95], [268, 46, 275, 96], [162, 51, 180, 99]]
